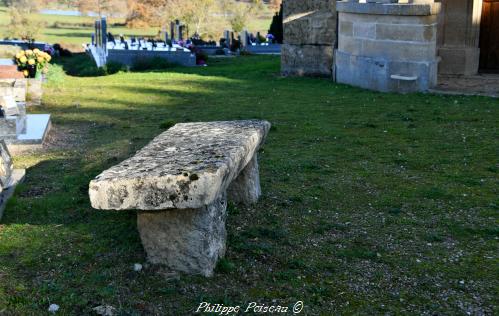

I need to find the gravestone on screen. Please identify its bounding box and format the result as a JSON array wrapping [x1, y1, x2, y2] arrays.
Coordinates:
[[170, 21, 176, 42], [241, 30, 249, 48], [223, 30, 230, 46], [0, 79, 27, 102], [0, 95, 20, 116], [178, 25, 185, 41]]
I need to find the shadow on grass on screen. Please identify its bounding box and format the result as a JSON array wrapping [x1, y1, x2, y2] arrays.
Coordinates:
[[45, 31, 94, 38]]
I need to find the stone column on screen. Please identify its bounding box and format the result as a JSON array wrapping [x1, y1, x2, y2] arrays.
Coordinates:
[[281, 0, 336, 77], [137, 193, 228, 277], [437, 0, 483, 75], [227, 155, 261, 205], [335, 1, 440, 92]]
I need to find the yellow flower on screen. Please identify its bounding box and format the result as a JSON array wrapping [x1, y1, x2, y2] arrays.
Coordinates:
[[25, 49, 33, 55], [20, 56, 27, 63], [46, 55, 51, 62], [15, 52, 22, 59], [33, 48, 40, 54], [19, 50, 25, 56], [37, 57, 44, 63], [23, 70, 28, 77], [28, 59, 35, 65]]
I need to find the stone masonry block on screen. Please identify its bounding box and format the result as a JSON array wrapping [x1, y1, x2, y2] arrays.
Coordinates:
[[340, 12, 437, 25], [361, 39, 436, 61], [282, 44, 334, 77], [353, 22, 376, 39], [376, 23, 436, 42], [284, 10, 336, 45], [339, 20, 353, 36], [284, 0, 335, 17]]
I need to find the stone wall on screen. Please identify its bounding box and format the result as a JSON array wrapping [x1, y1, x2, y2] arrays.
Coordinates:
[[437, 0, 483, 75], [335, 1, 440, 93], [281, 0, 336, 77], [107, 49, 196, 67]]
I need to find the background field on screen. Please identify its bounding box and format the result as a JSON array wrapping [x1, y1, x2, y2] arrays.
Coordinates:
[[0, 5, 274, 51], [0, 54, 497, 314]]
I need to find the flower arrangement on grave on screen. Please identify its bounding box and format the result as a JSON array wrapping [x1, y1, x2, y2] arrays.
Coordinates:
[[14, 48, 51, 78], [187, 44, 208, 66]]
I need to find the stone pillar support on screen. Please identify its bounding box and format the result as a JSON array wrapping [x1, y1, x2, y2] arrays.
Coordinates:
[[137, 193, 228, 277], [228, 155, 261, 205]]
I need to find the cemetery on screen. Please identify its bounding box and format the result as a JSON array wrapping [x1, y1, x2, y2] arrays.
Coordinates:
[[0, 0, 498, 315], [86, 16, 283, 68]]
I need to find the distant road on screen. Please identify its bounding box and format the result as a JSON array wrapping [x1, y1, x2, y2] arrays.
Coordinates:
[[39, 9, 124, 18]]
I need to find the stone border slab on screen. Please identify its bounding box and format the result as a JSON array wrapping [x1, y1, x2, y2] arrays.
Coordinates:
[[0, 169, 25, 221]]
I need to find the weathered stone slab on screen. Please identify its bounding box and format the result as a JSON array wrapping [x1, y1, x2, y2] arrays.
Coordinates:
[[89, 120, 271, 211]]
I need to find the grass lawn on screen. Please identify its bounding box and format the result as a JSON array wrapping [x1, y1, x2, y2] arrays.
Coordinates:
[[0, 5, 273, 51], [0, 55, 498, 315]]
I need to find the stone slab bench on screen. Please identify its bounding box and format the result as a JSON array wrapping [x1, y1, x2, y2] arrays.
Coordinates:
[[89, 120, 271, 276]]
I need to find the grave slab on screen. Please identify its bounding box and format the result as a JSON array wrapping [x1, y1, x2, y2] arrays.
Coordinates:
[[1, 114, 51, 147]]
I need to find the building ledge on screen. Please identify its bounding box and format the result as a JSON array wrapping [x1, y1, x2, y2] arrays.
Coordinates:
[[336, 1, 440, 16]]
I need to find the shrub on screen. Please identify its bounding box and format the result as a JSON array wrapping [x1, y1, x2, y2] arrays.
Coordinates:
[[131, 57, 173, 71], [189, 46, 209, 65], [105, 61, 128, 74], [53, 44, 73, 57], [45, 63, 65, 85], [268, 3, 283, 44]]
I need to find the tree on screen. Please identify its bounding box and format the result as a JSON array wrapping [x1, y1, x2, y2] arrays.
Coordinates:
[[219, 0, 258, 33], [161, 0, 220, 37], [4, 0, 44, 41], [77, 0, 127, 18], [126, 0, 167, 27], [268, 2, 282, 43], [268, 0, 281, 12]]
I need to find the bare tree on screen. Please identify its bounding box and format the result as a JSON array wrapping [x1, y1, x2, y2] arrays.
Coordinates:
[[77, 0, 127, 18]]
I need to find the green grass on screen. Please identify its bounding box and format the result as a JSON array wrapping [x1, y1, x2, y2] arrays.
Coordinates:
[[0, 55, 498, 315], [0, 5, 273, 50]]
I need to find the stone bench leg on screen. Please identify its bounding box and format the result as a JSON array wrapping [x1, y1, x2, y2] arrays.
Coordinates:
[[227, 155, 261, 205], [137, 193, 227, 277]]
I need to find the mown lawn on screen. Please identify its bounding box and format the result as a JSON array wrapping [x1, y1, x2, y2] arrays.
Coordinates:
[[0, 55, 498, 315]]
